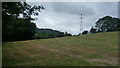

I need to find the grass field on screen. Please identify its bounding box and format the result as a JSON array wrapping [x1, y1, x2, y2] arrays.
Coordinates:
[[2, 32, 118, 66]]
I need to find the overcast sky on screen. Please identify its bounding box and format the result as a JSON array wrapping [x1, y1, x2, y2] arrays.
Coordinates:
[[27, 2, 118, 35]]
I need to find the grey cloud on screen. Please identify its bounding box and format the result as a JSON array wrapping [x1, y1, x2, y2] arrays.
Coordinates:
[[50, 2, 95, 16], [28, 2, 118, 35], [92, 2, 118, 17], [118, 1, 120, 18]]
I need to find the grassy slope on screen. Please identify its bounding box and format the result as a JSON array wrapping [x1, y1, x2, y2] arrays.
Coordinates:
[[0, 43, 2, 67], [3, 32, 118, 66]]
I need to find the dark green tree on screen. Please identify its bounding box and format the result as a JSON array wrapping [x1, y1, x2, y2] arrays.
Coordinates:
[[82, 30, 88, 35], [90, 26, 97, 33], [2, 2, 44, 41], [95, 16, 120, 32], [64, 31, 72, 36]]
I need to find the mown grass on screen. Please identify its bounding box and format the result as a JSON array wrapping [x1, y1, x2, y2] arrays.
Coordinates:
[[0, 42, 2, 67], [2, 31, 118, 66]]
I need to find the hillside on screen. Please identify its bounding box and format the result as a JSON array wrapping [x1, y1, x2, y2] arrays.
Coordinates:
[[2, 31, 118, 66], [35, 28, 65, 39]]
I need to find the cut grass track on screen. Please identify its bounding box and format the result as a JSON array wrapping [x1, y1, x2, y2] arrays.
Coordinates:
[[2, 32, 118, 66]]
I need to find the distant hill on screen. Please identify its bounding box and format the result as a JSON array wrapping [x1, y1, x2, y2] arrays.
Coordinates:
[[35, 28, 65, 39]]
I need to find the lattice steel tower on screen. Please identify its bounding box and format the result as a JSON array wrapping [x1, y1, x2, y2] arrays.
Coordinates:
[[79, 13, 83, 35]]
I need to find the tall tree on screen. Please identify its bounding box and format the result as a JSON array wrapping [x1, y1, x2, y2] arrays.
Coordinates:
[[90, 26, 97, 33], [94, 16, 120, 32], [2, 2, 44, 41]]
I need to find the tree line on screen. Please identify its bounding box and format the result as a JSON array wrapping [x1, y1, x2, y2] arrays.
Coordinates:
[[35, 28, 72, 39]]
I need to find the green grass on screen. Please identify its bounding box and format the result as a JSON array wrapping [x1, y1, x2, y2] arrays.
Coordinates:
[[0, 42, 2, 67], [2, 31, 118, 66]]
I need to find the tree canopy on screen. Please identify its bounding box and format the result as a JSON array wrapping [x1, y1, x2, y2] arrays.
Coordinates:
[[2, 2, 44, 41], [90, 16, 120, 33], [82, 30, 88, 35]]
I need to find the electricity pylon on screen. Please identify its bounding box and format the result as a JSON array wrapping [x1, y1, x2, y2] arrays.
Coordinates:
[[79, 13, 83, 35]]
